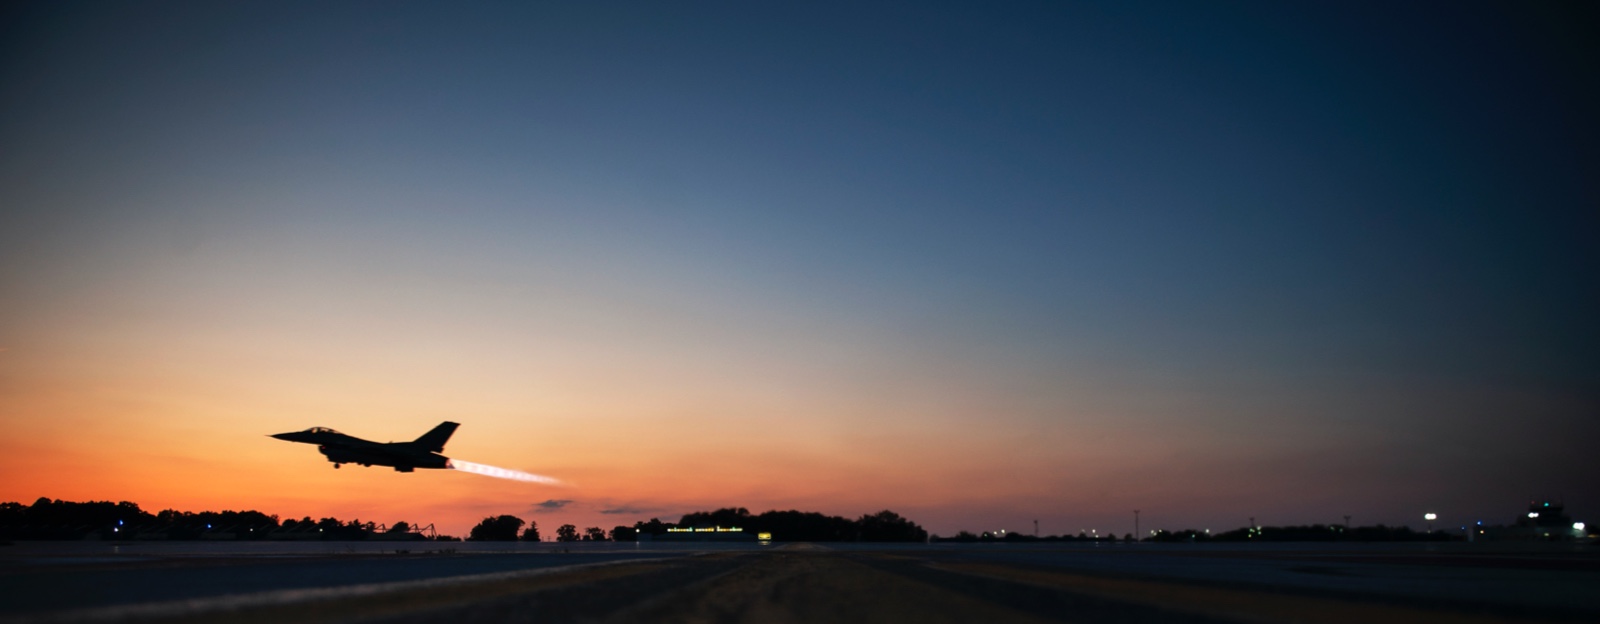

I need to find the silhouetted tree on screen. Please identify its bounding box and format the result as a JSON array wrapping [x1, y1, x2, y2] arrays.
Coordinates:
[[468, 515, 525, 541], [279, 516, 313, 530], [584, 526, 606, 541], [633, 518, 672, 536], [679, 507, 753, 528], [556, 524, 579, 542], [4, 498, 158, 539], [671, 507, 931, 542], [389, 521, 411, 533], [610, 525, 637, 541], [744, 509, 855, 541], [520, 521, 541, 541], [856, 510, 928, 542], [0, 502, 24, 525]]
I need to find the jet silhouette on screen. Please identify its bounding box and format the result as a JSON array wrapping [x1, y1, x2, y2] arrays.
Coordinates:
[[270, 422, 458, 472]]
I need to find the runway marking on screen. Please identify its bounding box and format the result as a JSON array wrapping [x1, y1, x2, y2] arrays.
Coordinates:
[[928, 562, 1580, 624], [2, 555, 688, 624]]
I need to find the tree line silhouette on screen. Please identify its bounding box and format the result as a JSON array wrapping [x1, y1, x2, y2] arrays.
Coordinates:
[[933, 523, 1451, 543], [5, 497, 1542, 543], [0, 498, 928, 542], [463, 507, 928, 542], [0, 498, 452, 541]]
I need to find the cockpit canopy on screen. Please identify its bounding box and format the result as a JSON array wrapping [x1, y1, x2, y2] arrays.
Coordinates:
[[306, 427, 341, 434]]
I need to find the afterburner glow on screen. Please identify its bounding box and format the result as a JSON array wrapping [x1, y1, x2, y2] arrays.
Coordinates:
[[448, 459, 564, 485]]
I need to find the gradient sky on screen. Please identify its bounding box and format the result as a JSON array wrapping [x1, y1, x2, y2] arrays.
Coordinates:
[[2, 1, 1596, 538]]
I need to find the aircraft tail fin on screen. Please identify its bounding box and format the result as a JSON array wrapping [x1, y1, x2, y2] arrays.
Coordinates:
[[411, 421, 459, 452]]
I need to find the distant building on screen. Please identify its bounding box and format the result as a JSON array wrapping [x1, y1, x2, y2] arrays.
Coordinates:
[[638, 526, 757, 542], [1489, 500, 1585, 541]]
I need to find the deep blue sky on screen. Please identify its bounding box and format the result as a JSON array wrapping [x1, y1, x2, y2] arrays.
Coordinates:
[[2, 1, 1596, 533]]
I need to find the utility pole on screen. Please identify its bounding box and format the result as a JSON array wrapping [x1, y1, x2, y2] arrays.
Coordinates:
[[1133, 510, 1140, 543]]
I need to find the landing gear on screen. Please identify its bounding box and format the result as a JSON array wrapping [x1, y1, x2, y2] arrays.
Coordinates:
[[333, 463, 342, 469]]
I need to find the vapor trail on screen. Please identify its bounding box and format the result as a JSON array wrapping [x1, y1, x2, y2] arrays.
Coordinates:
[[448, 459, 564, 485]]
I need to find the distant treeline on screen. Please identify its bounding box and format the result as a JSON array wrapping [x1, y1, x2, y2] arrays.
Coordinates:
[[934, 524, 1450, 543], [0, 498, 927, 543], [467, 507, 929, 543], [9, 497, 1556, 543], [0, 498, 450, 541]]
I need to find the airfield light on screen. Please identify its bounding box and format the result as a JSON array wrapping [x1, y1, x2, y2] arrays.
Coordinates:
[[1529, 512, 1540, 518], [1576, 523, 1586, 532]]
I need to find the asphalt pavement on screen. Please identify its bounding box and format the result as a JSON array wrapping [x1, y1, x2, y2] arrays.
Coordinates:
[[2, 541, 1594, 623]]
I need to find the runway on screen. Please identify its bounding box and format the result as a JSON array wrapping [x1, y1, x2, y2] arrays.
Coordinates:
[[2, 542, 1594, 623]]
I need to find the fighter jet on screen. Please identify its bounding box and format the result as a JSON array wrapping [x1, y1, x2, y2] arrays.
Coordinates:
[[270, 422, 458, 472]]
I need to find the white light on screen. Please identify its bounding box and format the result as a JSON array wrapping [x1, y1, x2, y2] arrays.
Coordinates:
[[1424, 513, 1436, 521], [1576, 522, 1587, 531], [1529, 512, 1540, 518]]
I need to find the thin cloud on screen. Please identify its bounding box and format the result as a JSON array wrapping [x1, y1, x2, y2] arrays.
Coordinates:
[[600, 505, 658, 516], [534, 499, 573, 512]]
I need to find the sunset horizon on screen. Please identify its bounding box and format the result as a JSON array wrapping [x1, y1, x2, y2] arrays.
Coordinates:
[[2, 1, 1594, 542]]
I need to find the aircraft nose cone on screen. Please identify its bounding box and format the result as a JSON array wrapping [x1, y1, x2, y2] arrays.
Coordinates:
[[270, 432, 294, 441]]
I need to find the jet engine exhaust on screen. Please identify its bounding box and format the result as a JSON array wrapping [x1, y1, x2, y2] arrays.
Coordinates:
[[448, 459, 563, 485]]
